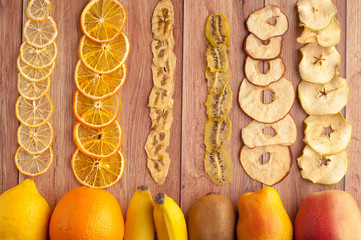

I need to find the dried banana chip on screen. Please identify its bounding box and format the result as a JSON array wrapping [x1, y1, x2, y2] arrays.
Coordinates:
[[204, 116, 231, 152], [205, 85, 232, 119], [206, 44, 228, 72], [148, 87, 174, 109], [240, 145, 291, 186], [304, 113, 352, 156], [150, 107, 173, 131], [244, 34, 282, 60], [204, 149, 233, 185], [151, 51, 176, 90], [151, 37, 175, 66], [145, 129, 170, 160], [152, 0, 174, 40], [242, 114, 297, 149], [297, 145, 349, 185], [244, 56, 285, 87], [205, 13, 230, 47], [205, 67, 230, 94], [147, 153, 170, 185]]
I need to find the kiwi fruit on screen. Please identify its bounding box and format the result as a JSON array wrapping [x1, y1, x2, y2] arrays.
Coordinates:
[[188, 193, 235, 240]]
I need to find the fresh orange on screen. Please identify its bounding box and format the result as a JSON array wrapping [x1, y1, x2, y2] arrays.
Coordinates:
[[74, 60, 126, 100], [17, 122, 53, 155], [49, 186, 124, 240], [15, 93, 53, 128], [71, 148, 125, 189], [17, 57, 55, 82], [26, 0, 52, 21], [74, 120, 123, 158], [15, 146, 53, 176], [73, 90, 121, 128], [24, 16, 58, 48], [79, 33, 129, 74], [80, 0, 127, 43], [17, 73, 50, 101], [20, 41, 58, 69]]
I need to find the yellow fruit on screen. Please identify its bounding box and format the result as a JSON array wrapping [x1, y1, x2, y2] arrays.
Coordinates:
[[17, 57, 55, 82], [15, 146, 53, 176], [49, 186, 124, 240], [75, 60, 126, 99], [74, 120, 123, 158], [24, 16, 58, 48], [17, 122, 53, 155], [71, 148, 125, 189], [73, 90, 121, 128], [15, 93, 53, 127], [26, 0, 52, 21], [0, 179, 51, 240], [79, 33, 129, 74], [124, 186, 155, 240], [81, 0, 127, 43], [17, 73, 50, 100], [20, 41, 58, 69]]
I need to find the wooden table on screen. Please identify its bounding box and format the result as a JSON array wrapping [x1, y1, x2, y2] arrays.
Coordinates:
[[1, 0, 361, 223]]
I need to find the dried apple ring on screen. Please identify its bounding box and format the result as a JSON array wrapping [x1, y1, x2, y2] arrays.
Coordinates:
[[205, 13, 230, 47], [204, 117, 231, 152], [246, 5, 289, 41], [205, 85, 232, 119], [244, 56, 286, 87], [240, 145, 292, 186], [206, 44, 228, 72], [238, 78, 295, 123], [242, 114, 297, 149], [244, 34, 282, 60], [297, 145, 349, 185]]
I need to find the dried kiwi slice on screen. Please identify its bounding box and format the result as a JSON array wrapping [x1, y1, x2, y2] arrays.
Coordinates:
[[144, 129, 170, 160], [148, 87, 174, 109], [206, 44, 228, 72], [205, 13, 230, 47], [147, 152, 170, 185], [204, 149, 233, 185], [151, 0, 174, 40], [204, 116, 231, 152], [150, 107, 173, 131], [205, 85, 232, 119], [151, 37, 175, 67], [205, 67, 230, 94], [151, 51, 176, 90]]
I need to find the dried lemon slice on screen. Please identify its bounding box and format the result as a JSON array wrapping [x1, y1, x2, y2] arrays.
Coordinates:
[[244, 34, 283, 60], [204, 149, 233, 185], [71, 148, 125, 189], [24, 16, 58, 48], [20, 41, 57, 69], [205, 85, 232, 119], [15, 94, 53, 128], [152, 0, 174, 40], [17, 74, 50, 101], [206, 44, 228, 72], [205, 67, 230, 94], [74, 60, 126, 100], [205, 13, 230, 47], [79, 33, 129, 74], [17, 57, 55, 82], [204, 117, 231, 152], [15, 146, 53, 176], [17, 122, 53, 155], [26, 0, 52, 21]]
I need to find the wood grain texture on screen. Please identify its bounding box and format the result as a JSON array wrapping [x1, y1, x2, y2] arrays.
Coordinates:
[[0, 0, 360, 227]]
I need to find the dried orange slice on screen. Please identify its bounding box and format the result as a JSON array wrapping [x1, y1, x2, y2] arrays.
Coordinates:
[[26, 0, 52, 22], [15, 146, 53, 176], [17, 122, 53, 155], [71, 148, 125, 188], [80, 0, 127, 43], [18, 74, 50, 100], [74, 60, 126, 99], [17, 57, 55, 82], [74, 120, 123, 158], [20, 41, 58, 69], [15, 94, 53, 127], [73, 90, 121, 128], [24, 16, 58, 48], [79, 33, 129, 74]]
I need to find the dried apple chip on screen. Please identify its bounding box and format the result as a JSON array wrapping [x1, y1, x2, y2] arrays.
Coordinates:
[[246, 5, 289, 41], [147, 152, 170, 185], [240, 145, 291, 186], [244, 56, 285, 87], [238, 78, 295, 123], [205, 13, 230, 47], [204, 149, 233, 185], [206, 44, 228, 72], [298, 75, 350, 115], [244, 34, 282, 60], [151, 37, 175, 67], [304, 113, 352, 156], [299, 43, 340, 84], [242, 114, 297, 149], [205, 85, 232, 119], [204, 117, 231, 152], [205, 67, 230, 94], [151, 52, 176, 90], [297, 145, 349, 185]]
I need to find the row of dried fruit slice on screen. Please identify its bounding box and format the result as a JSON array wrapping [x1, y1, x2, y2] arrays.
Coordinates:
[[15, 0, 58, 177], [145, 0, 176, 185], [204, 13, 233, 185], [296, 0, 352, 185], [239, 5, 296, 186], [70, 0, 129, 189]]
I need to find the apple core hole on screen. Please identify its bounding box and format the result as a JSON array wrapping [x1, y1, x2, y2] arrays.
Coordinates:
[[323, 126, 334, 137], [257, 61, 270, 74], [261, 89, 274, 104], [320, 157, 331, 166], [261, 39, 270, 45], [267, 16, 277, 26], [258, 152, 271, 165], [262, 127, 276, 137]]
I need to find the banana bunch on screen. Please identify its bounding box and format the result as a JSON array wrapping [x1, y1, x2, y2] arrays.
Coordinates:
[[124, 186, 187, 240]]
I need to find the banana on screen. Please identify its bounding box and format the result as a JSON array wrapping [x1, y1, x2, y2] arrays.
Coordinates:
[[124, 186, 155, 240], [153, 193, 188, 240]]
